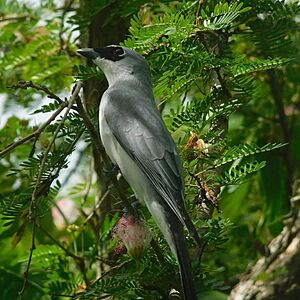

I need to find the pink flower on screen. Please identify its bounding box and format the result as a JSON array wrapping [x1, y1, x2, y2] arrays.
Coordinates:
[[112, 215, 152, 260]]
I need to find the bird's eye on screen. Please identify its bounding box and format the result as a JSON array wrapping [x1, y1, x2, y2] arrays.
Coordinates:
[[113, 48, 124, 56]]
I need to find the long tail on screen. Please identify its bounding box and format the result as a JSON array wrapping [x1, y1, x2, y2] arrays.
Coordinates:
[[146, 199, 197, 300], [172, 225, 197, 300]]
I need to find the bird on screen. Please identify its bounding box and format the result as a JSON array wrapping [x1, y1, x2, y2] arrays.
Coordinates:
[[77, 45, 201, 300]]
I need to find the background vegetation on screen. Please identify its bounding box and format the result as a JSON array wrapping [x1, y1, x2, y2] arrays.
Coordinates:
[[0, 0, 299, 299]]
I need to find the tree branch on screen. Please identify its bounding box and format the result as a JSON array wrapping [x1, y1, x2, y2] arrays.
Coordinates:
[[83, 185, 113, 225], [0, 102, 67, 158], [19, 82, 82, 298], [229, 209, 300, 300], [0, 15, 31, 23], [0, 80, 77, 158], [58, 0, 75, 52], [8, 81, 65, 103], [38, 224, 81, 260], [268, 69, 294, 198]]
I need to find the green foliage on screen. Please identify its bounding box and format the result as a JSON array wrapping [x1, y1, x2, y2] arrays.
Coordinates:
[[199, 1, 252, 31], [217, 160, 267, 185], [0, 0, 77, 105], [201, 218, 232, 247], [166, 95, 243, 134], [0, 0, 299, 299], [229, 57, 292, 77], [73, 65, 103, 81], [213, 142, 287, 168]]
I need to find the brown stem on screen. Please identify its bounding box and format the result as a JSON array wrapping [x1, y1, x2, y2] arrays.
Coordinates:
[[18, 82, 83, 297], [268, 69, 294, 198], [58, 0, 75, 52], [83, 186, 113, 225], [75, 95, 105, 154], [38, 224, 89, 285], [18, 220, 37, 299], [8, 81, 64, 103], [0, 15, 31, 23], [38, 224, 80, 260], [150, 239, 166, 265], [0, 102, 67, 157], [1, 80, 82, 157]]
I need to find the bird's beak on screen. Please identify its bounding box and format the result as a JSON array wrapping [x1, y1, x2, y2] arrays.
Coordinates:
[[76, 48, 99, 59]]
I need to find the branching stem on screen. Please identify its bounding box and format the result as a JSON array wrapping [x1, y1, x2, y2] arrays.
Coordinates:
[[19, 82, 82, 298], [0, 102, 67, 158]]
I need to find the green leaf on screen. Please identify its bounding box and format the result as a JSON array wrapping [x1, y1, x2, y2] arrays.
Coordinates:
[[217, 160, 266, 186], [214, 143, 287, 167]]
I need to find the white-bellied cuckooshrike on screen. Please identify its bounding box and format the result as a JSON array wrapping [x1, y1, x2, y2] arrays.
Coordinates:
[[77, 45, 201, 300]]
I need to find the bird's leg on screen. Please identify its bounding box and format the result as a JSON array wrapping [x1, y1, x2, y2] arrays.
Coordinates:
[[122, 199, 140, 218], [103, 163, 120, 178]]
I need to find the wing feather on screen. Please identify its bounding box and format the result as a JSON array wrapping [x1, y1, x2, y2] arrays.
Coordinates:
[[103, 90, 184, 214], [102, 89, 201, 247]]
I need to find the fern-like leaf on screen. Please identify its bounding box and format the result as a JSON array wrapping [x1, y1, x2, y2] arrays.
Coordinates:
[[200, 2, 251, 30], [73, 64, 103, 81], [214, 142, 286, 168], [32, 100, 62, 114], [230, 57, 292, 77], [217, 160, 266, 185]]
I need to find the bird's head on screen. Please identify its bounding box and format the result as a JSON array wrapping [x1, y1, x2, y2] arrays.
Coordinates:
[[77, 45, 151, 85]]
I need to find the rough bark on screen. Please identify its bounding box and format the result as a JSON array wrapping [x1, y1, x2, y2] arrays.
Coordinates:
[[229, 191, 300, 300]]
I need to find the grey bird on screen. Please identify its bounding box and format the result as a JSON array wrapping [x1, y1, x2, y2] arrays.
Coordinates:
[[77, 45, 201, 300]]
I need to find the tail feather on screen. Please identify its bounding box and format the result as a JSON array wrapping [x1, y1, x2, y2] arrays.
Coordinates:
[[173, 226, 197, 300], [182, 212, 203, 249], [146, 199, 198, 300]]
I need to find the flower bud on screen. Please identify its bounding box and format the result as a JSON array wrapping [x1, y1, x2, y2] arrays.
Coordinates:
[[112, 215, 152, 260]]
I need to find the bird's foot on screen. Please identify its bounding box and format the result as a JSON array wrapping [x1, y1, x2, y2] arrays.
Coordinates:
[[103, 163, 119, 177], [122, 201, 141, 218]]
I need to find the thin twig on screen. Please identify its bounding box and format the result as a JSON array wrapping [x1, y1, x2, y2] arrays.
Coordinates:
[[73, 261, 129, 299], [53, 201, 70, 226], [267, 69, 294, 198], [19, 82, 82, 297], [31, 82, 81, 208], [0, 15, 30, 23], [150, 239, 166, 265], [0, 266, 44, 293], [18, 221, 37, 299], [83, 186, 113, 225], [82, 157, 94, 205], [39, 219, 89, 286], [58, 0, 75, 52], [39, 223, 89, 286], [8, 81, 64, 103], [38, 224, 82, 260], [75, 95, 105, 154], [52, 127, 85, 178], [0, 102, 67, 158], [195, 0, 205, 22], [94, 261, 129, 284], [1, 79, 73, 158]]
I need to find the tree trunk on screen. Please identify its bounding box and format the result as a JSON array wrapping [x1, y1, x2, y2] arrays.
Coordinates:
[[229, 192, 300, 300]]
